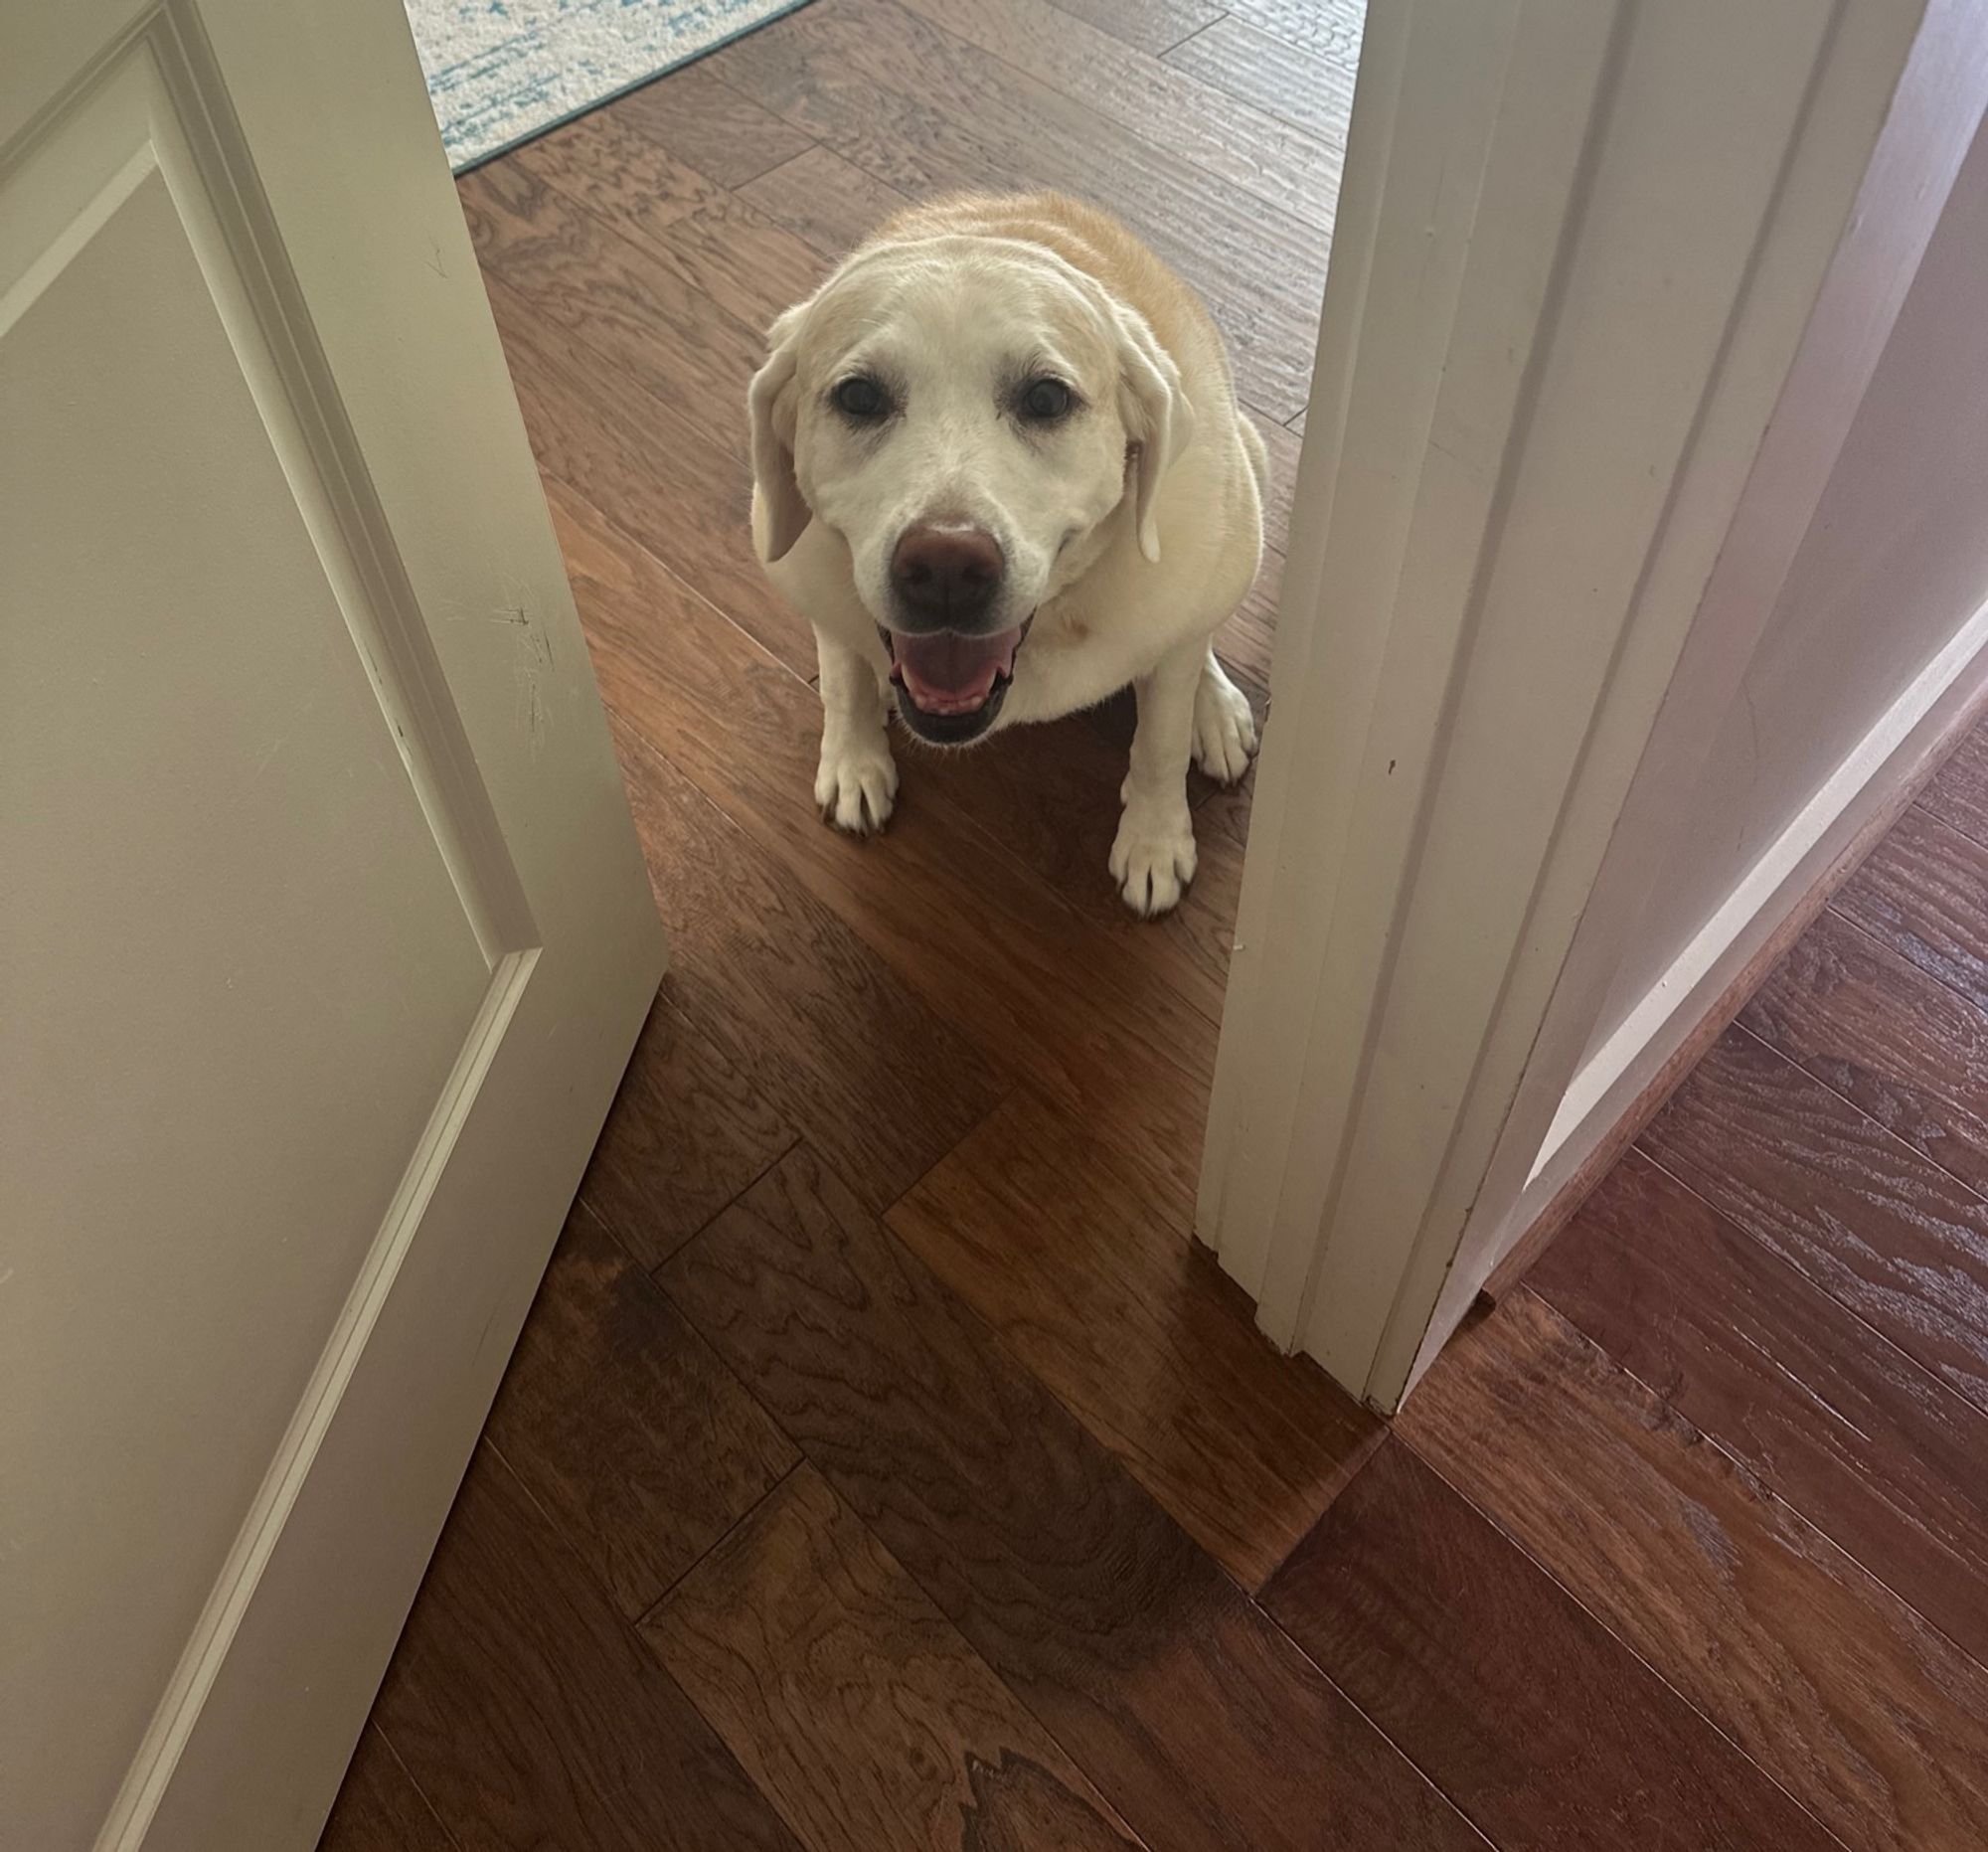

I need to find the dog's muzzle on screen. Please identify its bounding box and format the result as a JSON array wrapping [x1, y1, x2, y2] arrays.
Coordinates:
[[883, 615, 1033, 745]]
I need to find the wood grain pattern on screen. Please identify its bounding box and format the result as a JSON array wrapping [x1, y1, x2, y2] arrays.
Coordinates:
[[506, 100, 724, 240], [1264, 1439, 1841, 1852], [370, 1444, 804, 1851], [610, 182, 831, 340], [1532, 1149, 1988, 1669], [644, 1464, 1140, 1852], [663, 1147, 1484, 1852], [316, 1726, 456, 1852], [1226, 0, 1369, 65], [1638, 1025, 1988, 1413], [1741, 907, 1988, 1199], [899, 709, 1245, 1026], [888, 1088, 1380, 1588], [1164, 15, 1358, 145], [477, 269, 816, 672], [493, 123, 830, 343], [1917, 722, 1988, 852], [1399, 1290, 1988, 1852], [1047, 0, 1225, 57], [1835, 802, 1988, 1015], [555, 481, 1220, 1210], [607, 707, 1006, 1213], [894, 0, 1344, 231], [460, 159, 759, 459], [482, 1207, 798, 1618], [578, 986, 795, 1268], [606, 63, 816, 188], [705, 0, 1326, 419], [738, 143, 914, 258]]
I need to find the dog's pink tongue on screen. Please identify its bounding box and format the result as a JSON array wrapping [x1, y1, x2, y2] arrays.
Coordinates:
[[892, 627, 1021, 714]]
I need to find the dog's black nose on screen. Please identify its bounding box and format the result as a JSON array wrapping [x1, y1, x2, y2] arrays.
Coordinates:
[[891, 522, 1004, 624]]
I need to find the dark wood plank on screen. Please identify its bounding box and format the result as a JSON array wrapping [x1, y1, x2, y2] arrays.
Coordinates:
[[607, 706, 1005, 1214], [554, 480, 1220, 1211], [895, 0, 1344, 231], [1533, 1148, 1988, 1669], [477, 267, 815, 673], [1048, 0, 1226, 58], [497, 135, 829, 346], [900, 712, 1158, 908], [371, 1445, 803, 1852], [644, 1465, 1140, 1851], [505, 102, 724, 243], [888, 1088, 1379, 1588], [662, 1147, 1485, 1852], [609, 64, 815, 188], [981, 689, 1246, 965], [1835, 802, 1988, 1015], [1917, 722, 1988, 852], [1741, 907, 1988, 1200], [317, 1726, 456, 1852], [579, 986, 795, 1269], [1263, 1439, 1841, 1852], [482, 1207, 798, 1618], [1637, 1025, 1988, 1413], [1398, 1289, 1988, 1852], [738, 143, 914, 259], [642, 190, 831, 332], [459, 160, 759, 461], [902, 709, 1244, 1026], [1164, 15, 1358, 146], [706, 0, 1326, 420]]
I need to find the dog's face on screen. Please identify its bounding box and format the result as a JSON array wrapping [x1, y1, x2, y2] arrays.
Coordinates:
[[749, 236, 1191, 743]]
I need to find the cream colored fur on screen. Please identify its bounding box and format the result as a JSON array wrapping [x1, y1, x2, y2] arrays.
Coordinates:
[[747, 191, 1264, 916]]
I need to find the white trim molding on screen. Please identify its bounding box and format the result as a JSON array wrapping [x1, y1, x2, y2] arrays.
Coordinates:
[[1199, 0, 1975, 1412]]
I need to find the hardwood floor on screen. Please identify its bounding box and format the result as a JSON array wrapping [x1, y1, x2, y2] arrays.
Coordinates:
[[644, 1464, 1144, 1852], [323, 3, 1988, 1846]]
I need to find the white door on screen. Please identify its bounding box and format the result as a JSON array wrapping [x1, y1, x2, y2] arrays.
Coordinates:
[[1, 1, 667, 1846]]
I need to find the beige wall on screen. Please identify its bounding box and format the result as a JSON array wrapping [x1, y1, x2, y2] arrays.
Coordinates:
[[1586, 115, 1988, 1049]]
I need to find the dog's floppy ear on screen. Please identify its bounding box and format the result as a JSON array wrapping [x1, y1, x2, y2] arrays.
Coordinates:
[[747, 303, 811, 564], [1113, 302, 1195, 565]]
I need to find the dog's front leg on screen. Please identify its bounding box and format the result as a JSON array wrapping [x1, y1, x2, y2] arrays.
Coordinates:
[[814, 634, 898, 834], [1111, 636, 1205, 917]]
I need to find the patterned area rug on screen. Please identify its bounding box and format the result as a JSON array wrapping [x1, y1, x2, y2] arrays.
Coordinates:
[[404, 0, 813, 172]]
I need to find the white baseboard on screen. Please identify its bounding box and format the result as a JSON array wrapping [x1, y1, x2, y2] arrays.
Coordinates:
[[1514, 593, 1988, 1238]]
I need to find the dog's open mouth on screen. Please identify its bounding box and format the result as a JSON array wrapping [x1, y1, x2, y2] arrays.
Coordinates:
[[883, 616, 1033, 744]]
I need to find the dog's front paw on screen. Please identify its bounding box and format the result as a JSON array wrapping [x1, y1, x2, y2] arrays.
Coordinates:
[[1194, 664, 1258, 784], [814, 739, 899, 834], [1110, 799, 1197, 917]]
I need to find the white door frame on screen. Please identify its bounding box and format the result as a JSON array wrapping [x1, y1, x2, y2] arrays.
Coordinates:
[[1199, 0, 1979, 1411]]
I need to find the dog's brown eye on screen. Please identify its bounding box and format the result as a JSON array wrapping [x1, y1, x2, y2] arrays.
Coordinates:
[[834, 376, 889, 419], [1019, 377, 1074, 421]]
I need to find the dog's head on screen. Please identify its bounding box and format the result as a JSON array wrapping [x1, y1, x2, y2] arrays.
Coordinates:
[[748, 233, 1193, 743]]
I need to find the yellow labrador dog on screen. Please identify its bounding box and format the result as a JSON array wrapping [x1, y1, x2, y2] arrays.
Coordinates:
[[747, 191, 1264, 917]]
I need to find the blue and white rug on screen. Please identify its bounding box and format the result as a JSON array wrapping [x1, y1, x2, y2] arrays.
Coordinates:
[[405, 0, 812, 172]]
